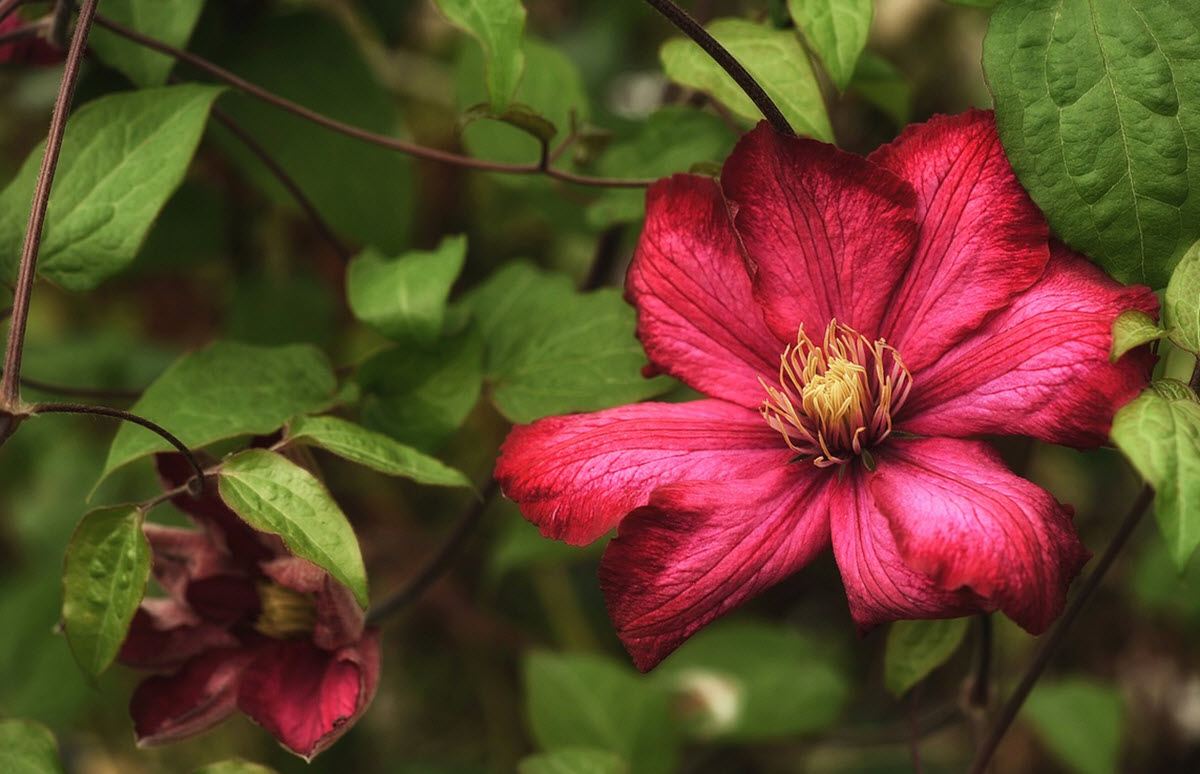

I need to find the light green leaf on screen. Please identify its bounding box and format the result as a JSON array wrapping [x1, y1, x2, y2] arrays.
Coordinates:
[[1166, 239, 1200, 353], [654, 619, 849, 740], [660, 18, 832, 141], [1111, 386, 1200, 567], [1151, 378, 1199, 403], [89, 0, 205, 86], [288, 415, 472, 489], [1111, 309, 1167, 362], [787, 0, 872, 91], [525, 652, 679, 774], [850, 51, 911, 126], [193, 761, 280, 774], [102, 342, 337, 481], [944, 0, 998, 7], [884, 618, 970, 696], [519, 749, 629, 774], [984, 0, 1200, 287], [434, 0, 526, 112], [61, 506, 150, 679], [461, 262, 673, 423], [218, 450, 368, 608], [347, 236, 467, 344], [0, 721, 65, 774], [0, 85, 222, 290], [1024, 678, 1124, 774]]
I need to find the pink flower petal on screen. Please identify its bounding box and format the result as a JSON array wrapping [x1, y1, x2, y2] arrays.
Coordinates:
[[185, 575, 261, 626], [598, 465, 832, 671], [261, 557, 365, 650], [119, 599, 240, 669], [629, 174, 784, 408], [899, 242, 1158, 447], [871, 438, 1090, 634], [144, 524, 240, 600], [870, 110, 1050, 372], [131, 648, 252, 747], [237, 631, 381, 761], [496, 400, 790, 546], [721, 123, 918, 341], [829, 468, 983, 633]]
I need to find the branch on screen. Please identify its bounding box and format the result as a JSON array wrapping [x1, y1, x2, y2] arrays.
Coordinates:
[[641, 0, 795, 136], [90, 13, 654, 190]]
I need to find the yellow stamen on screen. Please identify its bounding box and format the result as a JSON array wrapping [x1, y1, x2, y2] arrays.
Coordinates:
[[255, 582, 317, 639]]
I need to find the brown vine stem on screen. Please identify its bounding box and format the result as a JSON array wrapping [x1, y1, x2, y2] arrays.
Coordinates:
[[0, 0, 98, 411], [966, 483, 1155, 774], [641, 0, 794, 137], [90, 14, 654, 190]]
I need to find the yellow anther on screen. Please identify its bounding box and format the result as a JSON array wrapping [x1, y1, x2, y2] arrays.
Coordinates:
[[255, 582, 318, 639]]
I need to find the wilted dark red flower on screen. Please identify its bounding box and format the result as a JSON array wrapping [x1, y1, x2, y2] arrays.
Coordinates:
[[0, 14, 63, 67], [497, 111, 1156, 671], [118, 454, 380, 760]]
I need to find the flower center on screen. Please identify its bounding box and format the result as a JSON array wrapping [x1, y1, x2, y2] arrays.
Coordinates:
[[760, 320, 912, 467], [255, 581, 317, 639]]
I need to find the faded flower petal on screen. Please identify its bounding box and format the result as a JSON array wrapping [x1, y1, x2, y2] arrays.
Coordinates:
[[119, 599, 239, 670], [131, 648, 253, 747]]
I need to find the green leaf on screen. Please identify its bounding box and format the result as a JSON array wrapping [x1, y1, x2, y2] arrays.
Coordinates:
[[0, 720, 65, 774], [654, 619, 849, 740], [61, 506, 150, 679], [193, 761, 280, 774], [103, 342, 337, 481], [1111, 386, 1200, 567], [850, 51, 911, 126], [288, 415, 472, 489], [461, 102, 558, 145], [1151, 378, 1200, 403], [89, 0, 205, 86], [984, 0, 1200, 287], [943, 0, 998, 7], [461, 262, 673, 423], [218, 449, 368, 608], [660, 18, 832, 141], [1166, 239, 1200, 353], [0, 85, 222, 290], [1110, 309, 1167, 362], [347, 236, 468, 345], [518, 749, 629, 774], [357, 327, 484, 451], [434, 0, 526, 113], [524, 652, 679, 774], [1024, 678, 1124, 774], [787, 0, 872, 91], [884, 618, 969, 696]]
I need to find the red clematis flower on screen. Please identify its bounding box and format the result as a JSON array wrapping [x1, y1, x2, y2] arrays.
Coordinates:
[[496, 111, 1156, 671], [118, 453, 380, 760], [0, 14, 63, 66]]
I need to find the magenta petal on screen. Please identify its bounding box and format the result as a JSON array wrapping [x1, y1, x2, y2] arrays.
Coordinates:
[[261, 557, 365, 650], [598, 465, 832, 671], [238, 631, 381, 761], [899, 242, 1158, 447], [721, 123, 918, 341], [870, 111, 1050, 372], [130, 648, 251, 746], [629, 174, 784, 408], [829, 468, 983, 633], [119, 599, 240, 669], [871, 438, 1089, 634], [496, 400, 791, 546]]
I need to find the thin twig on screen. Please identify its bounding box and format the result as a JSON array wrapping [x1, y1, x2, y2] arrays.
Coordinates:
[[0, 0, 26, 25], [366, 479, 499, 625], [0, 0, 97, 410], [641, 0, 794, 136], [32, 401, 206, 493], [13, 372, 141, 400], [90, 14, 654, 190], [966, 484, 1155, 774]]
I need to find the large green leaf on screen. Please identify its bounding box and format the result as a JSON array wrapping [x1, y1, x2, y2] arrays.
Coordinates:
[[434, 0, 526, 112], [0, 85, 221, 290], [102, 342, 337, 480], [787, 0, 872, 91], [984, 0, 1200, 287], [1165, 239, 1200, 353], [660, 18, 832, 141], [89, 0, 205, 86], [1110, 310, 1168, 362], [218, 449, 368, 608], [0, 721, 65, 774], [462, 262, 673, 423], [883, 618, 970, 696], [1024, 678, 1124, 774], [519, 749, 629, 774], [288, 415, 472, 489], [1111, 385, 1200, 568], [61, 506, 150, 679], [347, 236, 467, 344], [524, 652, 678, 774]]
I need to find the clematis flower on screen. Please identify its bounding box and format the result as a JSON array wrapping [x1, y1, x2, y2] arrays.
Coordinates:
[[0, 14, 63, 66], [117, 453, 380, 760], [496, 111, 1156, 671]]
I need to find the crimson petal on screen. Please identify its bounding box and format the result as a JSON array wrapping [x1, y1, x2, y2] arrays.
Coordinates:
[[131, 648, 252, 747], [261, 556, 365, 650], [119, 599, 240, 669]]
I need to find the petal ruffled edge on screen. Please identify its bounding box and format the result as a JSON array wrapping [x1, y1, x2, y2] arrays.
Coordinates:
[[130, 648, 253, 747]]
